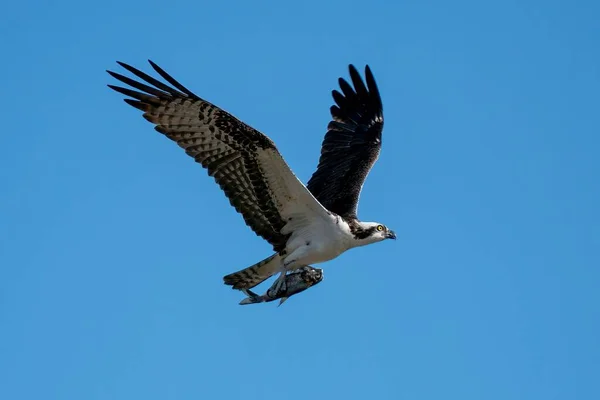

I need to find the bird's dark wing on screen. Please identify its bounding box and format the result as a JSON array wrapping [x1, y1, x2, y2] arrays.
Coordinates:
[[306, 65, 384, 219], [107, 61, 329, 253]]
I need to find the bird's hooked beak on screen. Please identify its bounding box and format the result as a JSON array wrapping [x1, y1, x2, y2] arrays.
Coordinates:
[[386, 230, 397, 240]]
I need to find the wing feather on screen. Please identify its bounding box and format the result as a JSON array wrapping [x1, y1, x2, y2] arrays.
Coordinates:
[[107, 60, 328, 252], [307, 65, 384, 218]]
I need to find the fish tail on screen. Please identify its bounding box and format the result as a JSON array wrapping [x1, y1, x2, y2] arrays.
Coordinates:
[[239, 297, 263, 305], [238, 289, 263, 305]]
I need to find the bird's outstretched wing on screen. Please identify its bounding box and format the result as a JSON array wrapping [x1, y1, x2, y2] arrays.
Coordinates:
[[306, 65, 384, 219], [107, 60, 329, 253]]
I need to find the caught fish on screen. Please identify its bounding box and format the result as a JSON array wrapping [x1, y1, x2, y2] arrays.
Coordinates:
[[239, 266, 323, 306]]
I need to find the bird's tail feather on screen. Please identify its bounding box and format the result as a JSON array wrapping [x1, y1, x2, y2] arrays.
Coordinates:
[[223, 253, 281, 290]]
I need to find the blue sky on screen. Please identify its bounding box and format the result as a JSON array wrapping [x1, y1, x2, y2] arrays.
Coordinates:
[[1, 0, 598, 399]]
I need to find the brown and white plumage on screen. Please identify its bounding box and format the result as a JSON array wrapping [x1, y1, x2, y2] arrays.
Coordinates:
[[107, 61, 395, 300], [107, 61, 329, 254]]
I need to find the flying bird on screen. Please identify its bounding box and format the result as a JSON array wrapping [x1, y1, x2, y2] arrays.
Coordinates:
[[107, 60, 395, 302]]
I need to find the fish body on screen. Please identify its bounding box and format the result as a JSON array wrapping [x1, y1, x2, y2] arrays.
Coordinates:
[[239, 266, 323, 306]]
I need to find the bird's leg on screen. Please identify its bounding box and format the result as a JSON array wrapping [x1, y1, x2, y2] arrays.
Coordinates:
[[282, 244, 311, 270], [269, 244, 311, 296]]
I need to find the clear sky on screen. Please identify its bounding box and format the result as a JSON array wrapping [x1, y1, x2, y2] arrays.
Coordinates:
[[1, 0, 598, 399]]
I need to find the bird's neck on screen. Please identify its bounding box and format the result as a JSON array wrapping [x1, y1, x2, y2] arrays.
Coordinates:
[[343, 218, 379, 245]]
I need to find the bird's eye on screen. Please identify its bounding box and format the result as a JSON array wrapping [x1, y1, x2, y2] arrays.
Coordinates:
[[377, 225, 384, 231]]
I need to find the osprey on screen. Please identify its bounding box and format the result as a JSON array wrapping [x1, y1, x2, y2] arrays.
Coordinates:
[[107, 60, 395, 302]]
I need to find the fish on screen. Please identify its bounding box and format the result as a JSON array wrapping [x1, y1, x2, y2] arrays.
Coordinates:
[[239, 266, 323, 306]]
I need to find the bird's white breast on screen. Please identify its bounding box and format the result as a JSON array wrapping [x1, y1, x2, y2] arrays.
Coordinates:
[[284, 213, 355, 267]]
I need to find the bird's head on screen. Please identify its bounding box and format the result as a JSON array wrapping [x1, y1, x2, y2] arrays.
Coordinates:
[[352, 221, 396, 245]]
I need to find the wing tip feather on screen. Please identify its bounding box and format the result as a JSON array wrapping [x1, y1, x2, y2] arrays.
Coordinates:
[[123, 98, 147, 111]]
